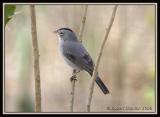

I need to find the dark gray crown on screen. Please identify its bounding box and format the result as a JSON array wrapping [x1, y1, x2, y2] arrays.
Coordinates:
[[58, 28, 73, 32]]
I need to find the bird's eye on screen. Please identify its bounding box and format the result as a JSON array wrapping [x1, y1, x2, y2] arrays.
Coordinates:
[[59, 32, 64, 36]]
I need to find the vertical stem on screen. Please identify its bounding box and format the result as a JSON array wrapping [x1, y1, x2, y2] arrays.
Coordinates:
[[87, 5, 118, 112], [78, 5, 88, 42], [30, 5, 41, 112], [70, 70, 77, 112], [70, 5, 88, 112]]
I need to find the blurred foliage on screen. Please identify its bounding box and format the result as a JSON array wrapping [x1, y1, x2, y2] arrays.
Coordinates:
[[4, 5, 16, 26], [146, 8, 155, 27], [144, 87, 155, 105], [16, 19, 33, 112], [144, 67, 155, 105], [18, 94, 34, 112], [148, 67, 155, 80]]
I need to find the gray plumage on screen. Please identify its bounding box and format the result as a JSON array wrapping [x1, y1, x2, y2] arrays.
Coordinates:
[[54, 28, 109, 94]]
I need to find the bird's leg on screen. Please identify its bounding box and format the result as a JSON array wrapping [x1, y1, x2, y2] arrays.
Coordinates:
[[70, 69, 81, 81], [73, 69, 77, 74], [75, 70, 81, 74], [70, 75, 77, 81], [70, 69, 78, 82]]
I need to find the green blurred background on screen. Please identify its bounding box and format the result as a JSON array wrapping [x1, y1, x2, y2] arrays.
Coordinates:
[[5, 5, 156, 112]]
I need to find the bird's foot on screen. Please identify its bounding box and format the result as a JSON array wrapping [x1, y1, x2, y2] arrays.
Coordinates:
[[73, 69, 80, 74], [75, 70, 80, 74], [70, 75, 77, 82]]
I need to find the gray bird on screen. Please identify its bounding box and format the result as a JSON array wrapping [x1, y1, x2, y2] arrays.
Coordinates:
[[54, 28, 109, 94]]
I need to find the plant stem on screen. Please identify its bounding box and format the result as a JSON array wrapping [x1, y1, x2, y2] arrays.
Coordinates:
[[30, 5, 41, 112], [78, 5, 88, 42], [70, 70, 77, 112], [87, 5, 118, 112]]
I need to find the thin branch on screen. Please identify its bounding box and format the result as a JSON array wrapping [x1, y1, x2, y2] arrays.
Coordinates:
[[30, 5, 41, 112], [87, 5, 118, 112], [70, 5, 88, 112], [70, 70, 77, 112], [78, 5, 88, 42]]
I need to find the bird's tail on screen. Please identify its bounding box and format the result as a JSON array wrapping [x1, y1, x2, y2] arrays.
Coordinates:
[[95, 76, 109, 94], [88, 71, 109, 94]]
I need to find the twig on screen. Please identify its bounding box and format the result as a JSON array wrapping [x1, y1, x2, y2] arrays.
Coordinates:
[[70, 5, 88, 112], [30, 5, 41, 112], [78, 5, 88, 42], [70, 70, 77, 112], [87, 5, 118, 112]]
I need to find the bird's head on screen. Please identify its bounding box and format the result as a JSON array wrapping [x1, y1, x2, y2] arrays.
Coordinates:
[[54, 28, 78, 42]]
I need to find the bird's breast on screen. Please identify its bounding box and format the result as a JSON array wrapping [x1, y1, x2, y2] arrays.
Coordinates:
[[58, 39, 81, 70]]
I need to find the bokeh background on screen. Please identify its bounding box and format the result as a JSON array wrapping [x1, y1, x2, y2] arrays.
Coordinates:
[[5, 4, 156, 112]]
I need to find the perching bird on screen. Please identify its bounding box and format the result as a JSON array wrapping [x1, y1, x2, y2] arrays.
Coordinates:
[[54, 27, 109, 94]]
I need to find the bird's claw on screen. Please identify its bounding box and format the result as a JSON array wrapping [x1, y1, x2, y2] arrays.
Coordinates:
[[73, 69, 80, 74], [75, 70, 80, 74], [70, 75, 77, 82]]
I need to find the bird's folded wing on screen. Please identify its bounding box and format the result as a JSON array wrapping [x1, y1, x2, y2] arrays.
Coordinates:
[[62, 41, 94, 73]]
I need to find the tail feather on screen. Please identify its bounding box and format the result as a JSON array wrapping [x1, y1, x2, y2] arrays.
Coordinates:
[[95, 76, 109, 94], [86, 69, 109, 94]]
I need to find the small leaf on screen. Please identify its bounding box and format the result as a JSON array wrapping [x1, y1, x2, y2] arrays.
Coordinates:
[[4, 5, 16, 26]]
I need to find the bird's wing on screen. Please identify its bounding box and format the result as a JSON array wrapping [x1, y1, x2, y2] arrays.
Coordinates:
[[62, 41, 94, 74]]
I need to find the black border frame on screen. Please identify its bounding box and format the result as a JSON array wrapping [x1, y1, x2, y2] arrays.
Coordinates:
[[2, 2, 158, 115]]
